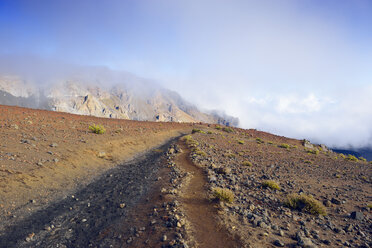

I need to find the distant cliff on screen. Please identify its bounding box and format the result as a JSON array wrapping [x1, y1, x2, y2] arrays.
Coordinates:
[[0, 70, 238, 126]]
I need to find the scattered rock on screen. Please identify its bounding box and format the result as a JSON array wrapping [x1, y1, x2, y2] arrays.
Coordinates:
[[273, 239, 285, 247], [303, 140, 314, 149], [50, 143, 58, 148], [331, 198, 341, 205], [350, 211, 364, 220], [119, 203, 126, 209], [98, 151, 106, 158]]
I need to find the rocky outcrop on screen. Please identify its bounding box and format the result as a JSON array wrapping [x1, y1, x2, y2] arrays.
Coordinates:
[[0, 73, 239, 125]]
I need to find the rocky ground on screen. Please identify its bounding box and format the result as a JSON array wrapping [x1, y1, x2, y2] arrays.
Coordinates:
[[0, 105, 371, 248], [186, 126, 371, 248]]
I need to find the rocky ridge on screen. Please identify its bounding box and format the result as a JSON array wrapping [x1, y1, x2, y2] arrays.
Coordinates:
[[0, 73, 238, 125]]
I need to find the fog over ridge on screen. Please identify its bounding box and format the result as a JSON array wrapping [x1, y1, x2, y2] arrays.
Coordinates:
[[0, 0, 371, 149]]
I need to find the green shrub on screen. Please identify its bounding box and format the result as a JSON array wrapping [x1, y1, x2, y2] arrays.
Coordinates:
[[278, 143, 290, 149], [262, 180, 280, 190], [195, 149, 207, 157], [242, 161, 252, 167], [359, 157, 367, 162], [238, 140, 245, 144], [304, 160, 313, 164], [256, 138, 264, 144], [306, 149, 319, 155], [207, 131, 213, 134], [346, 154, 358, 162], [268, 141, 274, 144], [212, 187, 234, 203], [192, 128, 205, 134], [183, 135, 199, 147], [89, 124, 106, 134], [215, 125, 222, 130], [222, 127, 234, 133], [285, 194, 326, 215]]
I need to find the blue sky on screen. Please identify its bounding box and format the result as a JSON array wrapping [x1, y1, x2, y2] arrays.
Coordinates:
[[1, 0, 372, 148]]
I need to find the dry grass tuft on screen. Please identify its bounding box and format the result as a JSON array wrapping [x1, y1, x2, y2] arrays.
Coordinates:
[[285, 193, 327, 215], [89, 124, 106, 134], [212, 187, 234, 203], [262, 180, 280, 190], [242, 161, 252, 167]]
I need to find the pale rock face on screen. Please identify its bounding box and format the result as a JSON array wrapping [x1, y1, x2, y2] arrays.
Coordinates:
[[0, 76, 35, 98], [0, 73, 239, 126]]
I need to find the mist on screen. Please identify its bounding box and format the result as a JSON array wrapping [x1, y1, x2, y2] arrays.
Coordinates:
[[1, 0, 371, 149]]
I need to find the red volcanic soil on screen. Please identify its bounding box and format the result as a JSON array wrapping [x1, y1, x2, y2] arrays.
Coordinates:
[[185, 127, 371, 247], [0, 105, 370, 248]]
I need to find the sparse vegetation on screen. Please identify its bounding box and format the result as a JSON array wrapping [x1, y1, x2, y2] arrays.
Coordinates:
[[212, 187, 234, 203], [304, 160, 313, 164], [278, 143, 290, 149], [262, 180, 280, 190], [256, 138, 264, 144], [183, 135, 199, 147], [359, 157, 367, 162], [215, 125, 222, 130], [242, 161, 252, 167], [222, 127, 234, 133], [268, 141, 273, 144], [192, 128, 205, 134], [306, 149, 319, 155], [207, 131, 213, 134], [238, 140, 244, 144], [223, 153, 235, 158], [89, 124, 106, 134], [285, 194, 327, 215], [346, 154, 358, 162], [194, 150, 207, 156]]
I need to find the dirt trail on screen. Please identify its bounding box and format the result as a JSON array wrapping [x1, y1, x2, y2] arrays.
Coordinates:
[[175, 142, 241, 248]]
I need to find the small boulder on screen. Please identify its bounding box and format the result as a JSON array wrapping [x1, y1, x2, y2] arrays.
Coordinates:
[[350, 211, 364, 220], [274, 239, 285, 247]]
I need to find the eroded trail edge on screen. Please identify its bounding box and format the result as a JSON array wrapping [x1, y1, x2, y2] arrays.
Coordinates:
[[174, 141, 242, 248]]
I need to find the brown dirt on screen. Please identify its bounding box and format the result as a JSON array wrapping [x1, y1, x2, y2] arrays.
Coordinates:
[[0, 105, 191, 223], [175, 141, 242, 248], [1, 105, 371, 248], [186, 126, 372, 247]]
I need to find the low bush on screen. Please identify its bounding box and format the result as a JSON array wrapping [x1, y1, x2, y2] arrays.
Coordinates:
[[222, 127, 234, 133], [359, 157, 367, 162], [183, 135, 199, 147], [215, 125, 222, 130], [238, 140, 245, 144], [89, 124, 106, 134], [262, 180, 280, 190], [306, 149, 319, 155], [192, 128, 206, 134], [256, 138, 264, 144], [346, 154, 358, 162], [278, 143, 290, 149], [285, 194, 326, 215], [212, 187, 234, 203], [242, 161, 252, 167]]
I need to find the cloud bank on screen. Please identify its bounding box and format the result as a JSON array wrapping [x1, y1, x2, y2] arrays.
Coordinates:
[[0, 0, 371, 149]]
